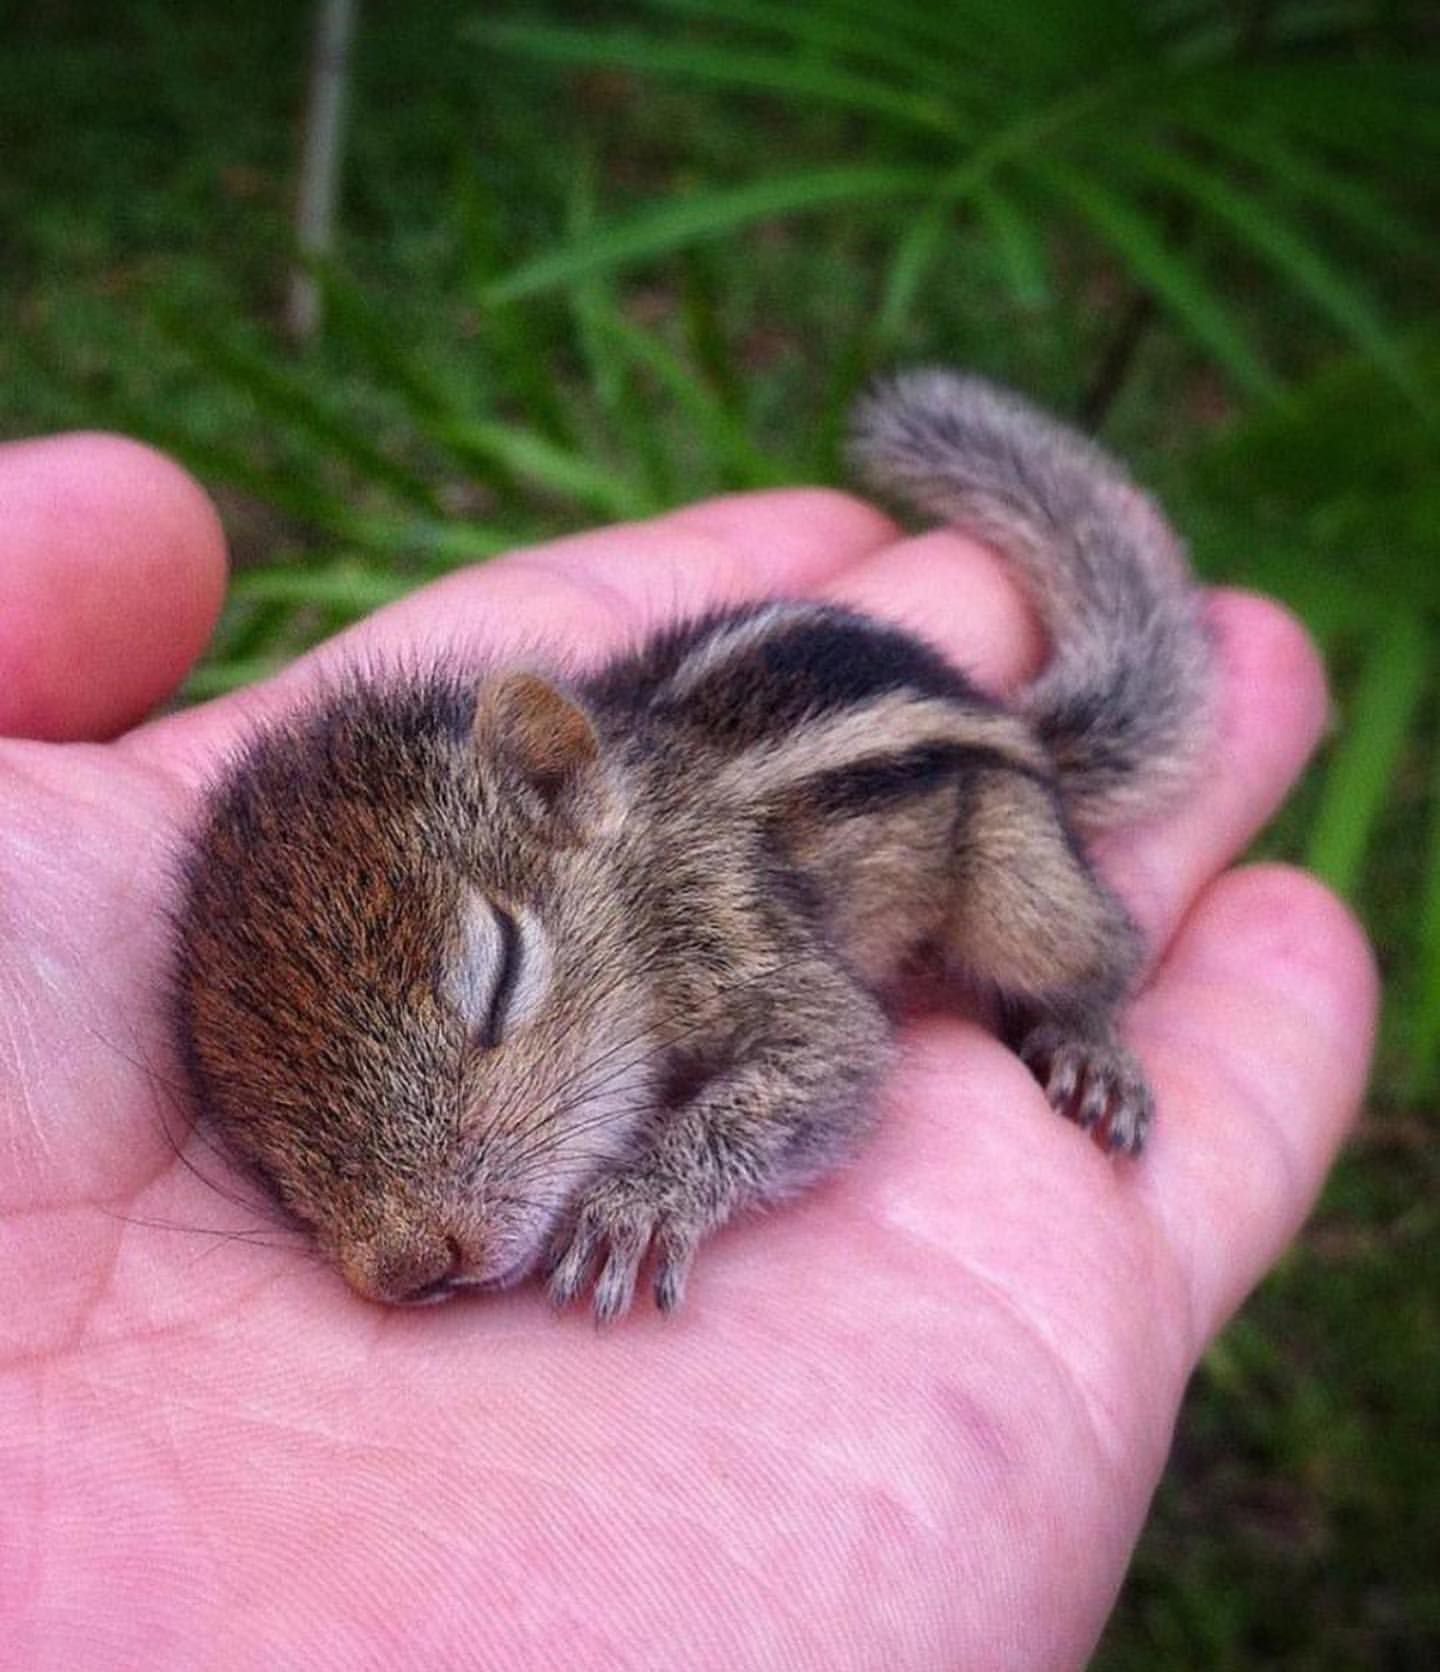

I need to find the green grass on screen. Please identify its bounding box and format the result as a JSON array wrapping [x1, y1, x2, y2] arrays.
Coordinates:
[[6, 1, 1440, 1661]]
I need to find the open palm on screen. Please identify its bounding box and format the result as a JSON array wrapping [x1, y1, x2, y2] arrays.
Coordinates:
[[2, 435, 1375, 1670]]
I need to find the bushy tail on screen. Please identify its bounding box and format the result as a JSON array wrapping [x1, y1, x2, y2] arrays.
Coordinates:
[[848, 369, 1211, 830]]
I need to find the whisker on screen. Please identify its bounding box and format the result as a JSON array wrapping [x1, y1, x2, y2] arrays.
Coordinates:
[[79, 1008, 296, 1229], [95, 1205, 307, 1253]]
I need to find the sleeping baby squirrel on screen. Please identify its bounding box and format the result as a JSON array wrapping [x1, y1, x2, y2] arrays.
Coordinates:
[[174, 371, 1211, 1321]]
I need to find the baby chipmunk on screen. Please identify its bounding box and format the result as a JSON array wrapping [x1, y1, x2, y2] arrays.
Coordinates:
[[174, 371, 1211, 1321]]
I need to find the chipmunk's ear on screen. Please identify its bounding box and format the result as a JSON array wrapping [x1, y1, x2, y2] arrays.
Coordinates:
[[472, 673, 606, 832]]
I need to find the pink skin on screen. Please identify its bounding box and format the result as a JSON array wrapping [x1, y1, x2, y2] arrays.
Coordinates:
[[0, 434, 1376, 1670]]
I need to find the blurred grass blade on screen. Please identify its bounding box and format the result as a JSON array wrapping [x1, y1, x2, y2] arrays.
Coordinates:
[[566, 156, 677, 503], [1307, 612, 1428, 896], [311, 261, 455, 424], [809, 313, 883, 480], [874, 73, 1140, 346], [152, 306, 443, 513], [1213, 543, 1374, 646], [590, 311, 786, 489], [100, 407, 373, 540], [1409, 709, 1440, 1093], [185, 658, 290, 699], [321, 258, 617, 512], [627, 0, 980, 106], [1029, 157, 1278, 400], [1122, 146, 1435, 415], [970, 180, 1052, 308], [788, 0, 1034, 68], [1185, 118, 1437, 266], [311, 260, 568, 506], [566, 152, 625, 414], [483, 167, 938, 303], [341, 517, 519, 563], [1211, 63, 1440, 157], [875, 198, 950, 350], [434, 419, 657, 521], [680, 248, 744, 417], [228, 563, 427, 613], [208, 597, 295, 671], [454, 155, 575, 443], [467, 21, 964, 138]]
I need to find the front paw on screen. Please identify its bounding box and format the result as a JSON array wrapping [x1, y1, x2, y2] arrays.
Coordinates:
[[547, 1171, 702, 1323], [1019, 1024, 1154, 1155]]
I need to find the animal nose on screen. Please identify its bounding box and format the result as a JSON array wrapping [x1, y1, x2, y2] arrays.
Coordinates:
[[345, 1233, 463, 1306], [394, 1236, 463, 1304]]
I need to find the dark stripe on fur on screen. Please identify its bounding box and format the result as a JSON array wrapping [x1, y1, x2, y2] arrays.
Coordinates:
[[583, 610, 745, 706], [799, 741, 1026, 818], [588, 604, 985, 753]]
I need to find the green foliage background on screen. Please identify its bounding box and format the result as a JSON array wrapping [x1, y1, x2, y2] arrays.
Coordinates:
[[6, 0, 1438, 1660]]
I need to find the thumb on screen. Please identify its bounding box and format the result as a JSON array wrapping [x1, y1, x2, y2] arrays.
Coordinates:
[[0, 433, 228, 741]]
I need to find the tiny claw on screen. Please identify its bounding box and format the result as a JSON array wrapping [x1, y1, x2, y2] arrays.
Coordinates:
[[1076, 1065, 1111, 1132], [593, 1248, 641, 1324], [653, 1234, 697, 1315], [548, 1220, 600, 1309], [1046, 1052, 1081, 1109], [546, 1170, 711, 1321], [1021, 1025, 1156, 1157], [1106, 1085, 1153, 1156]]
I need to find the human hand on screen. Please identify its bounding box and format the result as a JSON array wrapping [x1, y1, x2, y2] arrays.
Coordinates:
[[1, 433, 1376, 1669]]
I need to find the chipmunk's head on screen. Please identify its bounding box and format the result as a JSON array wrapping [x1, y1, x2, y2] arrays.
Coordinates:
[[174, 668, 652, 1305]]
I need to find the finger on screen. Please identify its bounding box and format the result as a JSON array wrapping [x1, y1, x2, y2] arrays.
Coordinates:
[[821, 526, 1045, 693], [1130, 863, 1379, 1351], [367, 486, 896, 660], [0, 433, 228, 740], [134, 488, 898, 772], [1096, 592, 1330, 948]]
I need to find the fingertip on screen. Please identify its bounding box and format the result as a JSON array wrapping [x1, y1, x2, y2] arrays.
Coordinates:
[[1095, 590, 1335, 948], [1180, 861, 1379, 1021], [663, 485, 898, 557], [1136, 861, 1379, 1344], [0, 431, 229, 740], [1206, 588, 1331, 759], [1180, 865, 1382, 1148]]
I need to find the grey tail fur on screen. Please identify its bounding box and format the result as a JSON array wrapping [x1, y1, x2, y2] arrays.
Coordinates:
[[848, 369, 1212, 830]]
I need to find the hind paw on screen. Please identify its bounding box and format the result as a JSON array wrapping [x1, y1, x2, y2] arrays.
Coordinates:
[[1020, 1024, 1154, 1155]]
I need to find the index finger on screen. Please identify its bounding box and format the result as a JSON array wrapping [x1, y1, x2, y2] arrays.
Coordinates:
[[1132, 863, 1378, 1353], [130, 488, 899, 775]]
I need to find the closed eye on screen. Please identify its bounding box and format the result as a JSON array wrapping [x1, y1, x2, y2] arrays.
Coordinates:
[[477, 903, 521, 1049], [448, 892, 547, 1049]]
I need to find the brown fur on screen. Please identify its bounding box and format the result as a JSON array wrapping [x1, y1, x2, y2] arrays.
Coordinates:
[[173, 372, 1211, 1319]]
